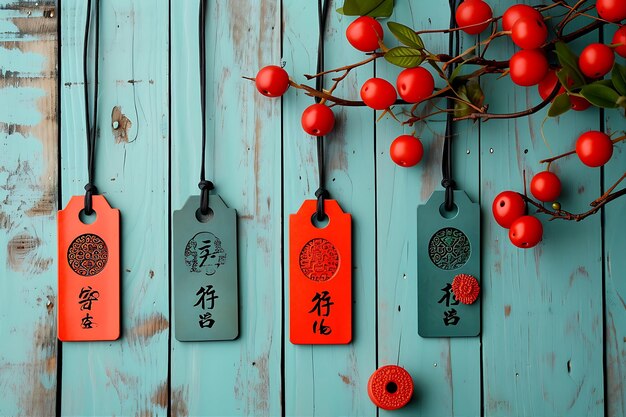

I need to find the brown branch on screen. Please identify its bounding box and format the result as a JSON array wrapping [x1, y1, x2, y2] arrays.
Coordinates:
[[555, 0, 589, 37], [591, 172, 626, 206], [521, 188, 626, 221], [414, 17, 498, 35], [303, 53, 384, 80], [539, 135, 626, 165], [453, 82, 560, 121]]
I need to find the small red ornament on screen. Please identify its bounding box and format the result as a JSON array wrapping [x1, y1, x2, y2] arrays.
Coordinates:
[[451, 273, 480, 305], [367, 365, 414, 410]]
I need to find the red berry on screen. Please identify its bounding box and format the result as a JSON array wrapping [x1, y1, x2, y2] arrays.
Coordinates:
[[511, 16, 547, 49], [456, 0, 493, 35], [537, 70, 564, 101], [575, 130, 614, 167], [389, 135, 424, 167], [612, 26, 626, 58], [502, 4, 543, 31], [301, 104, 335, 136], [596, 0, 626, 23], [396, 67, 435, 103], [346, 16, 384, 52], [569, 95, 591, 111], [255, 65, 289, 98], [509, 216, 543, 248], [360, 78, 397, 110], [579, 43, 615, 79], [509, 49, 549, 86], [530, 171, 562, 202], [492, 191, 526, 228]]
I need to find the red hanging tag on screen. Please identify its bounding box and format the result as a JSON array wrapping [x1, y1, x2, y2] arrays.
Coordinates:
[[289, 199, 351, 344], [57, 195, 120, 341]]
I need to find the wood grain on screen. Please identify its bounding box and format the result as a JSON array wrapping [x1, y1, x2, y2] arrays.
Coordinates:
[[59, 1, 169, 416], [0, 1, 623, 416], [170, 1, 283, 416], [481, 2, 604, 416], [376, 2, 481, 416], [282, 1, 377, 415], [604, 24, 626, 417], [0, 1, 57, 416]]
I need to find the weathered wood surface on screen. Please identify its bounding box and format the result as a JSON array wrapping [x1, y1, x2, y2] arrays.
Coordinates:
[[0, 0, 624, 416], [0, 1, 57, 416], [171, 1, 283, 416], [60, 0, 170, 416], [282, 1, 377, 416], [481, 2, 604, 416]]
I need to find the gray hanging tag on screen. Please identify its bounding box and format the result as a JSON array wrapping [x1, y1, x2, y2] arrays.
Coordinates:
[[417, 190, 480, 337], [173, 194, 239, 341]]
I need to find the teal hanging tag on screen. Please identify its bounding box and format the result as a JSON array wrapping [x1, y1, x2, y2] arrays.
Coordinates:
[[417, 190, 480, 337], [173, 194, 239, 341]]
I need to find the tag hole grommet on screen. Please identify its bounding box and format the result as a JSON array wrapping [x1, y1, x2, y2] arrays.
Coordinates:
[[195, 207, 215, 223], [439, 202, 459, 219], [311, 212, 330, 229], [79, 209, 97, 225]]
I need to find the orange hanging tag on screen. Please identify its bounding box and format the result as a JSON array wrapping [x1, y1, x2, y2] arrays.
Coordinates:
[[57, 195, 120, 341], [289, 199, 351, 344]]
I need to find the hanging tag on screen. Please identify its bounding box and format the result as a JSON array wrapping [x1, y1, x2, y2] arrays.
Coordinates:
[[290, 199, 351, 344], [58, 195, 120, 341], [173, 194, 238, 341], [417, 190, 480, 337]]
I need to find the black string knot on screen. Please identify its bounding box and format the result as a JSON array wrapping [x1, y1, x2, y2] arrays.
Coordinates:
[[198, 180, 213, 215], [315, 187, 329, 222], [198, 180, 214, 191], [83, 183, 98, 215], [441, 179, 455, 189], [315, 187, 329, 199]]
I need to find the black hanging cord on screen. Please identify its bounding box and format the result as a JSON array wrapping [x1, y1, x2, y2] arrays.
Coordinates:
[[314, 0, 331, 221], [442, 0, 461, 211], [198, 0, 214, 215], [83, 0, 100, 215]]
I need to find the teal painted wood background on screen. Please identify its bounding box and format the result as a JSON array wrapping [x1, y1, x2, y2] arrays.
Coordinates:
[[0, 0, 624, 416]]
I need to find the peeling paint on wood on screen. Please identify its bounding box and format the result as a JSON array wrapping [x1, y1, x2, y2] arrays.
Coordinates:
[[0, 1, 623, 416], [111, 105, 132, 144], [0, 0, 57, 414]]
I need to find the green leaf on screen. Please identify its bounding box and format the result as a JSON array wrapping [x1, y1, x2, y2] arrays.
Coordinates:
[[580, 83, 621, 108], [547, 93, 571, 117], [453, 85, 472, 118], [449, 63, 465, 84], [384, 46, 424, 68], [554, 42, 585, 86], [337, 0, 394, 18], [387, 21, 424, 49], [611, 63, 626, 96], [466, 81, 484, 108]]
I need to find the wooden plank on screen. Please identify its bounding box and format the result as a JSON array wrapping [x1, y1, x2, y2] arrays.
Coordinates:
[[170, 1, 283, 416], [375, 2, 481, 416], [0, 1, 57, 416], [604, 24, 626, 417], [481, 2, 604, 416], [59, 1, 170, 415], [282, 0, 377, 415]]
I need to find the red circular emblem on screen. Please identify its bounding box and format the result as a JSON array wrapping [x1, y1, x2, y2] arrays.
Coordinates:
[[367, 365, 414, 410]]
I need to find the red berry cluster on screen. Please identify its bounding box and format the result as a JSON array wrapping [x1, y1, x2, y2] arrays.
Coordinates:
[[456, 0, 625, 112], [493, 130, 617, 248], [254, 15, 431, 168]]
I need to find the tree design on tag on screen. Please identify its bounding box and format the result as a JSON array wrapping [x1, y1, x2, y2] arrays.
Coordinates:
[[428, 228, 471, 270], [184, 232, 226, 276], [299, 238, 339, 282], [67, 234, 109, 277]]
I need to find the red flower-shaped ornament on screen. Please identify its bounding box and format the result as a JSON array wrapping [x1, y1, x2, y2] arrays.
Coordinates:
[[451, 274, 480, 305]]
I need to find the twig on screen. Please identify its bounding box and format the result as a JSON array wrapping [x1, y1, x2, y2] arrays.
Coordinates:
[[539, 135, 626, 165]]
